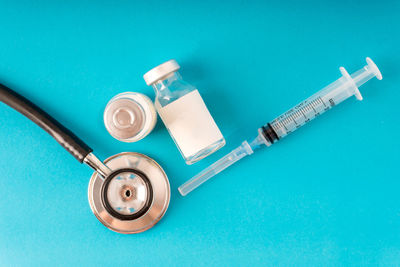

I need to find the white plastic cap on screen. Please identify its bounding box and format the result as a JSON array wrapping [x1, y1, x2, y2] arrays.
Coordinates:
[[143, 59, 180, 86]]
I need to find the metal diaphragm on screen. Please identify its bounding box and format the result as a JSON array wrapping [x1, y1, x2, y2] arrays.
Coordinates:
[[88, 152, 170, 234]]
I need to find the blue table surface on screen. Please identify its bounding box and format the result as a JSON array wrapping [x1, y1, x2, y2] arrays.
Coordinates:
[[0, 1, 399, 266]]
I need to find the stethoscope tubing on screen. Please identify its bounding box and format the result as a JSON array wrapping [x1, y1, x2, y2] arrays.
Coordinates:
[[0, 83, 93, 163]]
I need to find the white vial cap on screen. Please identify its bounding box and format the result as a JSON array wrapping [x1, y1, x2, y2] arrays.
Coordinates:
[[143, 59, 180, 85]]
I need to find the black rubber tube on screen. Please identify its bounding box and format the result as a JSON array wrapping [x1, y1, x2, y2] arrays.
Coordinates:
[[0, 83, 92, 163]]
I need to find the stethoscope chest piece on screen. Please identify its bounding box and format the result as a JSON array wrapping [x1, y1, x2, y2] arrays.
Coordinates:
[[88, 152, 170, 234]]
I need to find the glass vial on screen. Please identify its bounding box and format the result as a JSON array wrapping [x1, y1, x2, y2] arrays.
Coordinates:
[[143, 60, 225, 164], [104, 92, 157, 142]]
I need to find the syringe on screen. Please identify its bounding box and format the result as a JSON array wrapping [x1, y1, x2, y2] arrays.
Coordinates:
[[178, 57, 382, 196]]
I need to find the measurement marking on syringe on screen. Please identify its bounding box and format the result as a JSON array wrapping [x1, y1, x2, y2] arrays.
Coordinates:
[[278, 121, 287, 130], [300, 109, 307, 119], [311, 104, 316, 112], [320, 97, 327, 107], [291, 115, 298, 125], [278, 96, 332, 130], [314, 97, 326, 107], [271, 120, 288, 133], [310, 100, 318, 110]]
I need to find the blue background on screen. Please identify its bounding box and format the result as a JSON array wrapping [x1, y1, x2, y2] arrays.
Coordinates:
[[0, 0, 399, 266]]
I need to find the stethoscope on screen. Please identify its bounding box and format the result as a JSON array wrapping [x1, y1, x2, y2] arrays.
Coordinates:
[[0, 83, 170, 234]]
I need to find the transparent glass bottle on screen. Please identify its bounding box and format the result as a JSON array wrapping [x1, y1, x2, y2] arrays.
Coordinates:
[[144, 60, 225, 164]]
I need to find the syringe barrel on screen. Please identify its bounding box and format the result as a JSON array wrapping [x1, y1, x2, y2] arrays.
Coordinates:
[[266, 78, 349, 140], [261, 58, 381, 143]]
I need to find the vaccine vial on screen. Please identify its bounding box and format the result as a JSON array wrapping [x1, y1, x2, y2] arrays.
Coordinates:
[[104, 92, 157, 142], [144, 60, 225, 164]]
